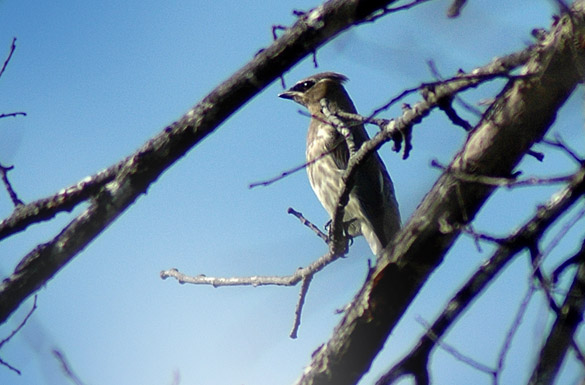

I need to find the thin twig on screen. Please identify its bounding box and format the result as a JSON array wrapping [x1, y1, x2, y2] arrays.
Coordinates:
[[255, 50, 534, 189], [460, 225, 506, 252], [0, 295, 37, 375], [290, 275, 313, 338], [249, 160, 311, 188], [161, 249, 339, 287], [272, 25, 288, 88], [0, 160, 125, 241], [438, 97, 473, 131], [249, 108, 355, 188], [366, 0, 434, 22], [427, 59, 480, 124], [0, 295, 37, 348], [447, 0, 468, 17], [287, 207, 329, 243], [431, 159, 573, 187], [0, 112, 26, 119], [370, 46, 533, 119], [370, 86, 420, 117], [0, 356, 21, 375], [529, 244, 560, 314], [53, 349, 86, 385], [494, 285, 535, 384], [321, 99, 357, 156], [248, 135, 344, 188], [527, 241, 585, 384], [542, 134, 584, 164], [416, 316, 496, 375], [543, 205, 585, 258], [0, 163, 23, 206], [0, 38, 16, 79], [552, 252, 584, 283], [376, 167, 585, 385]]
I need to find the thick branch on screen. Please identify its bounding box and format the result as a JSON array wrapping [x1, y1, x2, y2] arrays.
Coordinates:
[[528, 239, 585, 385], [0, 160, 125, 240], [0, 0, 402, 325], [294, 6, 585, 385], [377, 166, 585, 385]]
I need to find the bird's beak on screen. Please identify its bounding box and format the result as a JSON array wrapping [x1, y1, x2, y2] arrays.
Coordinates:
[[278, 90, 295, 100]]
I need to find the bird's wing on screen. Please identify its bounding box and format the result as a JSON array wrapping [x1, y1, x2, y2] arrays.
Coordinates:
[[350, 124, 401, 249]]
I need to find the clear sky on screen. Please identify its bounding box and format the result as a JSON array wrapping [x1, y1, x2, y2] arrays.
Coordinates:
[[0, 1, 584, 385]]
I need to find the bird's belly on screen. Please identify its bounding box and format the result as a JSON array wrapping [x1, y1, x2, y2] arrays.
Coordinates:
[[306, 156, 363, 237]]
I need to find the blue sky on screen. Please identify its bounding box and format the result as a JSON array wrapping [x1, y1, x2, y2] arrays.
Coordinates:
[[0, 1, 584, 384]]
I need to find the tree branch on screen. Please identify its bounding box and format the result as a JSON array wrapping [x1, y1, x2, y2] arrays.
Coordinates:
[[0, 163, 23, 207], [290, 275, 314, 339], [0, 0, 405, 325], [0, 112, 26, 119], [528, 238, 585, 385], [0, 160, 125, 241], [0, 38, 16, 79], [287, 207, 329, 243], [431, 159, 574, 188], [0, 295, 37, 375], [294, 5, 585, 384], [376, 166, 585, 384], [250, 46, 534, 191]]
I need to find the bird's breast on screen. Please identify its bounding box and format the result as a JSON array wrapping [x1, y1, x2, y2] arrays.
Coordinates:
[[306, 126, 345, 217]]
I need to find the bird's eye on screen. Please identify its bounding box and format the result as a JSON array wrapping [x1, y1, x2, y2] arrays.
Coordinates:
[[291, 80, 315, 93]]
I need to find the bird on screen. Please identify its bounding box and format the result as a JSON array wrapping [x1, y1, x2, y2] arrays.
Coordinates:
[[278, 72, 400, 257]]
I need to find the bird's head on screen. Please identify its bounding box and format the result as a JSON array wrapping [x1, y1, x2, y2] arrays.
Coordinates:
[[278, 72, 350, 115]]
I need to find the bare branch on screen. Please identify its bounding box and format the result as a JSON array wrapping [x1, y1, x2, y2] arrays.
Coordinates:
[[271, 24, 287, 88], [528, 239, 585, 385], [53, 349, 86, 385], [249, 114, 349, 188], [437, 96, 473, 131], [426, 60, 543, 165], [460, 224, 507, 251], [552, 214, 585, 282], [376, 167, 585, 385], [447, 0, 468, 18], [0, 296, 37, 348], [287, 207, 329, 243], [370, 44, 534, 118], [0, 0, 408, 325], [546, 206, 585, 257], [248, 158, 314, 188], [0, 163, 23, 206], [162, 248, 337, 339], [494, 285, 535, 384], [321, 98, 358, 156], [416, 316, 495, 375], [0, 112, 26, 119], [0, 295, 37, 375], [296, 8, 585, 383], [366, 0, 434, 23], [427, 60, 480, 125], [160, 249, 339, 288], [290, 275, 313, 339], [0, 160, 125, 241], [542, 133, 584, 163], [0, 38, 16, 80], [0, 356, 21, 376], [431, 159, 574, 187], [252, 46, 536, 190]]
